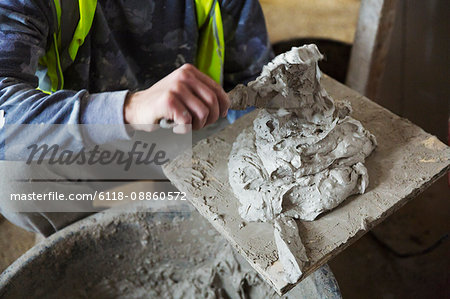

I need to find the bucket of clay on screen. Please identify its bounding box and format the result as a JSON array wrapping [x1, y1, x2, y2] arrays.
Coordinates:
[[0, 204, 341, 298]]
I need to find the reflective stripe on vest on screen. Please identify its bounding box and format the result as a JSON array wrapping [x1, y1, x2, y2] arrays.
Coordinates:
[[38, 1, 225, 93], [38, 0, 96, 93], [195, 0, 225, 85]]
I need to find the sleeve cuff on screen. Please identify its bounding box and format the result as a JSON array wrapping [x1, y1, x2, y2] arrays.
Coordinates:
[[80, 90, 134, 145]]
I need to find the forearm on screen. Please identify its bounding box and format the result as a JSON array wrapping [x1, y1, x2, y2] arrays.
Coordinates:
[[0, 78, 131, 159]]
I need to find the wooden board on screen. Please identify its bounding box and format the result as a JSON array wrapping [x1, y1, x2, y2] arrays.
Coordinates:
[[163, 76, 450, 295]]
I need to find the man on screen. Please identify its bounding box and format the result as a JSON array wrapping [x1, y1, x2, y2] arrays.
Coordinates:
[[0, 0, 273, 235]]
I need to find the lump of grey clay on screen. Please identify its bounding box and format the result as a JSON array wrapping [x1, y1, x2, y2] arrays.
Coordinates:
[[228, 45, 377, 223]]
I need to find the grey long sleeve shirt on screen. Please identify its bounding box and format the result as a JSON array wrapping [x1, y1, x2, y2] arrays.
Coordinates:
[[0, 0, 273, 149]]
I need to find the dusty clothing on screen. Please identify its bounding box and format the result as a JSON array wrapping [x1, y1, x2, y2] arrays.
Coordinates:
[[0, 0, 273, 235]]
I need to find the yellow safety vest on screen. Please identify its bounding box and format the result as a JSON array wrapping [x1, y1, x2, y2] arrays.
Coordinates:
[[38, 0, 224, 93]]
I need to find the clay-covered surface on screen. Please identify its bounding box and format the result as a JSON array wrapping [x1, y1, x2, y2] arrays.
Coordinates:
[[163, 76, 450, 294]]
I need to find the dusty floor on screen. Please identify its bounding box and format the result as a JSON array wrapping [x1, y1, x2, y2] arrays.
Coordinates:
[[1, 1, 449, 298], [329, 176, 450, 299], [0, 217, 35, 272]]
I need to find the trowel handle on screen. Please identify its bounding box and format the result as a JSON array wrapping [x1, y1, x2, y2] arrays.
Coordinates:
[[159, 118, 176, 129]]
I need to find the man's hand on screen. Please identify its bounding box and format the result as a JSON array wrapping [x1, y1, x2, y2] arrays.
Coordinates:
[[124, 64, 230, 132]]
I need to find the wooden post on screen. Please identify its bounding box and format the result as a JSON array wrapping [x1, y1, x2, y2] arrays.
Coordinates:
[[346, 0, 398, 100]]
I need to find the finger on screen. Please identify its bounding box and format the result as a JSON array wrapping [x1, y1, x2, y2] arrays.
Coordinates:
[[163, 93, 192, 134], [175, 84, 209, 130], [191, 66, 230, 117], [184, 76, 220, 126], [132, 123, 159, 132], [172, 121, 191, 134], [181, 64, 230, 117]]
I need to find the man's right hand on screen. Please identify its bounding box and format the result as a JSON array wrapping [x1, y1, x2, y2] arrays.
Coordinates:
[[124, 64, 230, 132]]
